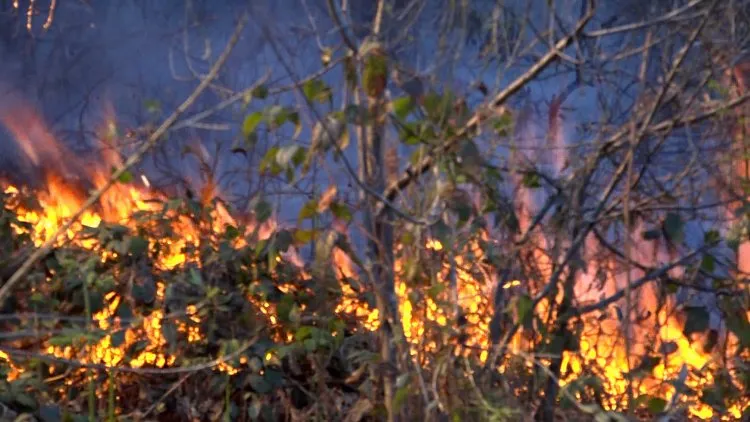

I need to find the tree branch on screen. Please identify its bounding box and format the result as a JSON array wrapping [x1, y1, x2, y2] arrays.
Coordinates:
[[374, 0, 596, 218]]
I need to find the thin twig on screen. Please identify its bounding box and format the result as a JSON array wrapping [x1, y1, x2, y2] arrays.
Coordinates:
[[0, 333, 258, 375]]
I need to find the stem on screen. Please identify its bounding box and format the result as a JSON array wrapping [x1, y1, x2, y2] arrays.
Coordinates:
[[107, 369, 116, 422], [82, 271, 96, 422]]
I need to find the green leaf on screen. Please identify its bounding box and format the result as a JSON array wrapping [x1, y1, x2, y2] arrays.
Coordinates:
[[266, 106, 301, 138], [522, 172, 541, 189], [492, 111, 514, 136], [294, 229, 317, 244], [273, 230, 294, 253], [683, 306, 710, 336], [362, 50, 387, 98], [248, 375, 273, 394], [427, 284, 445, 300], [515, 294, 533, 328], [450, 201, 473, 225], [664, 213, 684, 243], [292, 146, 307, 167], [14, 392, 37, 408], [128, 236, 149, 257], [242, 112, 264, 139], [392, 384, 410, 412], [642, 229, 661, 241], [422, 91, 452, 120], [410, 146, 428, 166], [457, 139, 484, 170], [189, 268, 204, 287], [110, 330, 126, 348], [260, 147, 282, 175], [701, 255, 715, 272], [398, 122, 422, 145], [647, 397, 667, 414], [704, 230, 721, 245], [116, 169, 134, 184], [727, 313, 750, 349], [161, 320, 178, 349], [277, 294, 296, 323], [391, 96, 414, 120], [115, 301, 133, 320], [252, 85, 269, 99], [298, 200, 319, 222], [48, 334, 76, 347], [303, 79, 332, 103], [329, 202, 352, 222], [39, 404, 62, 422], [144, 99, 162, 115], [264, 369, 284, 388], [253, 200, 273, 223], [225, 224, 240, 240], [276, 145, 301, 168]]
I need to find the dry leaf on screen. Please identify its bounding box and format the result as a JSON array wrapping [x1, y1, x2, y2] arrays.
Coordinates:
[[317, 185, 338, 212]]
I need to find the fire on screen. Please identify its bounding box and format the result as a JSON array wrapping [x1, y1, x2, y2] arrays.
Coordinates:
[[0, 101, 747, 420], [0, 102, 257, 380]]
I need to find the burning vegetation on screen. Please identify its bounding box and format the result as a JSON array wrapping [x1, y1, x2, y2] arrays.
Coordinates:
[[0, 99, 747, 421], [1, 3, 750, 419]]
